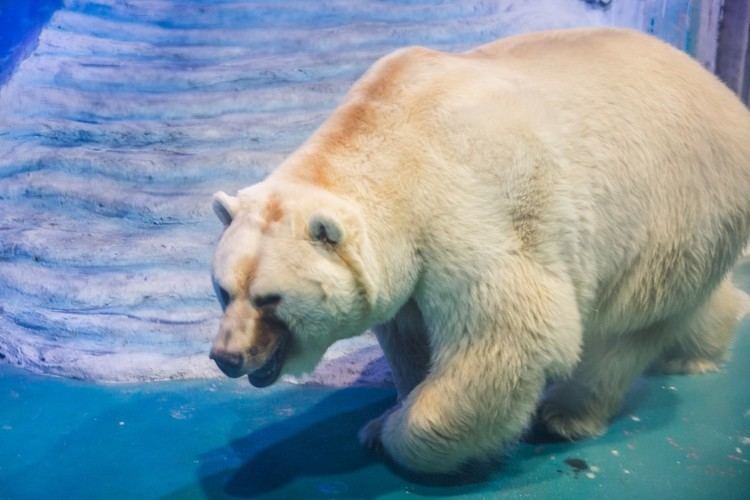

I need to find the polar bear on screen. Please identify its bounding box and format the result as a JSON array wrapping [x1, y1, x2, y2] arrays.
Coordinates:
[[209, 28, 750, 474]]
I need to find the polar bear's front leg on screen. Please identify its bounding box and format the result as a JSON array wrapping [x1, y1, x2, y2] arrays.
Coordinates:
[[376, 345, 548, 473], [364, 262, 582, 473]]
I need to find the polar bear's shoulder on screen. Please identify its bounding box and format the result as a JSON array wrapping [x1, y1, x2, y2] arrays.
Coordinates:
[[277, 45, 458, 187], [349, 45, 454, 102]]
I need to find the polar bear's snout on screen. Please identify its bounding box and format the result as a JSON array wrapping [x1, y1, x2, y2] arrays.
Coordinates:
[[210, 299, 292, 386], [209, 347, 244, 378]]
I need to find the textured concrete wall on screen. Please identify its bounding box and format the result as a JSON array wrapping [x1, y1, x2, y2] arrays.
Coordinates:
[[716, 0, 750, 103], [0, 0, 737, 382]]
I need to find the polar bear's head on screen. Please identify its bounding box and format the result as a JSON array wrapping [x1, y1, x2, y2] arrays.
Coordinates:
[[209, 181, 378, 387]]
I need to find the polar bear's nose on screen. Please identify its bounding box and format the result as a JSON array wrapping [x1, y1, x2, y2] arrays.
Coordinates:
[[252, 293, 282, 310], [209, 348, 245, 377]]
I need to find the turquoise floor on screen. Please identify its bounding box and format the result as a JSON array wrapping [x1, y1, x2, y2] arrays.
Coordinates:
[[1, 257, 749, 499], [2, 1, 748, 498]]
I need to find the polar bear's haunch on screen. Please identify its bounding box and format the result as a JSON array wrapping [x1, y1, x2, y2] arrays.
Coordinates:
[[209, 28, 750, 473]]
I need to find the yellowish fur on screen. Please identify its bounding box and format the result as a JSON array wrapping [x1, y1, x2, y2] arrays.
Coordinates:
[[211, 28, 750, 473]]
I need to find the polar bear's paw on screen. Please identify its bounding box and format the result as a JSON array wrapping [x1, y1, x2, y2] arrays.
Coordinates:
[[538, 400, 607, 441], [358, 412, 387, 450]]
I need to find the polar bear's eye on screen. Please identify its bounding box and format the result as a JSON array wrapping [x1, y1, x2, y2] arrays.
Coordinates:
[[215, 284, 231, 309], [309, 213, 342, 246], [312, 224, 334, 245]]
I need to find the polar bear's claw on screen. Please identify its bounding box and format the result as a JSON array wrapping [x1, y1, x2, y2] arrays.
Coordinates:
[[358, 413, 387, 450]]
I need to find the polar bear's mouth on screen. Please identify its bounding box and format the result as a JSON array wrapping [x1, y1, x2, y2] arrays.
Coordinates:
[[247, 324, 291, 388]]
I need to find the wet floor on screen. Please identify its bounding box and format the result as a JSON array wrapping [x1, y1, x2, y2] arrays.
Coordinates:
[[1, 258, 749, 499]]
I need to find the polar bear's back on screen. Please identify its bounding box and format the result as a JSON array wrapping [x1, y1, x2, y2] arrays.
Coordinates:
[[465, 28, 750, 327], [464, 28, 750, 188]]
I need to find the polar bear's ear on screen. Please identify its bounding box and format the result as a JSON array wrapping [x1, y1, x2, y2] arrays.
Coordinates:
[[308, 213, 343, 245], [212, 191, 239, 227]]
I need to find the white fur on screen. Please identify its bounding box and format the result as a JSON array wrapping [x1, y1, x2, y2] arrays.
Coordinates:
[[212, 28, 750, 474]]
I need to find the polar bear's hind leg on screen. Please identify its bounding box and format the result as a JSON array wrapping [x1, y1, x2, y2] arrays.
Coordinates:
[[651, 277, 741, 375], [541, 277, 742, 440], [539, 324, 672, 440]]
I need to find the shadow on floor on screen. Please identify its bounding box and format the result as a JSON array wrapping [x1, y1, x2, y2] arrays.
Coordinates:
[[187, 387, 501, 498], [200, 389, 392, 498], [180, 371, 680, 499]]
